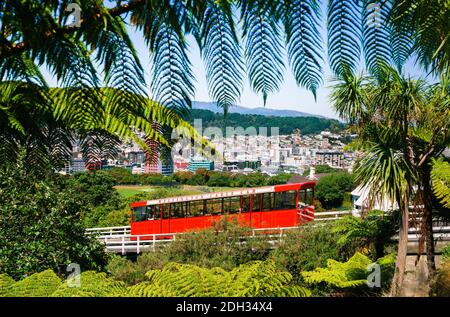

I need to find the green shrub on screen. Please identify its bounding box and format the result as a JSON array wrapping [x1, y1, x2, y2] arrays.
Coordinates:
[[315, 172, 354, 209], [442, 243, 450, 262], [128, 260, 310, 297], [8, 270, 62, 297], [271, 222, 351, 285], [332, 211, 398, 260], [107, 253, 167, 286], [0, 274, 16, 296], [161, 220, 272, 270], [108, 220, 273, 285], [0, 166, 108, 280], [431, 260, 450, 297], [51, 271, 127, 297], [301, 252, 395, 296]]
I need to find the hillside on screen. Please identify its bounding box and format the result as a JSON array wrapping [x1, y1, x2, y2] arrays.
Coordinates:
[[192, 101, 327, 118], [188, 109, 345, 135]]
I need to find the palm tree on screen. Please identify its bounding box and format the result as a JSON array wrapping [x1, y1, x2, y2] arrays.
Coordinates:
[[331, 65, 450, 295]]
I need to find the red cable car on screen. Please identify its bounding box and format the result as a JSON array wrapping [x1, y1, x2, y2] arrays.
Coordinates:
[[130, 182, 315, 238]]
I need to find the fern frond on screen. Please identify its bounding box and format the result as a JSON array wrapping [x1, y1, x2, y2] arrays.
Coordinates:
[[284, 0, 323, 97], [200, 0, 244, 115], [0, 274, 15, 297], [150, 22, 195, 116], [52, 271, 127, 297], [131, 260, 310, 297], [431, 158, 450, 208], [362, 0, 392, 77], [327, 0, 362, 75], [242, 0, 285, 104], [9, 270, 62, 297], [301, 252, 372, 288]]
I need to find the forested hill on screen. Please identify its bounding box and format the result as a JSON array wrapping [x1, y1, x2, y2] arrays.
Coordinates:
[[188, 109, 345, 135]]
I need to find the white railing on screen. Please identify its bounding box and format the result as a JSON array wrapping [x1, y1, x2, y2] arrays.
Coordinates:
[[314, 210, 352, 220], [86, 226, 130, 236], [86, 211, 450, 254]]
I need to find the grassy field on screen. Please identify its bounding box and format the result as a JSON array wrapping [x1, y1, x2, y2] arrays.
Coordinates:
[[114, 185, 239, 198], [114, 186, 156, 198]]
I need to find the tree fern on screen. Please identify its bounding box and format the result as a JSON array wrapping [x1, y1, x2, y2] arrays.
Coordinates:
[[8, 270, 62, 297], [389, 21, 413, 72], [361, 0, 392, 77], [284, 0, 323, 97], [0, 274, 15, 297], [199, 0, 244, 115], [128, 260, 310, 297], [241, 0, 285, 104], [327, 0, 363, 75], [301, 252, 395, 289], [431, 158, 450, 209], [51, 271, 128, 297]]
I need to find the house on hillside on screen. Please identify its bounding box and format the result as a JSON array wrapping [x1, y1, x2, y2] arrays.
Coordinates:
[[351, 184, 398, 216]]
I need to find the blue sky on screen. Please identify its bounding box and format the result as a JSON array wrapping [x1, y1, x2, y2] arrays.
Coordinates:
[[124, 3, 426, 119], [43, 2, 427, 119]]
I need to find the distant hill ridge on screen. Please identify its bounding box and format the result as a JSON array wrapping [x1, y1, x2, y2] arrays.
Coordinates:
[[188, 108, 345, 136], [192, 101, 327, 118]]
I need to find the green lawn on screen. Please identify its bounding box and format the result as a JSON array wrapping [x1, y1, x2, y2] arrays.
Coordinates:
[[114, 186, 155, 198], [115, 185, 238, 199]]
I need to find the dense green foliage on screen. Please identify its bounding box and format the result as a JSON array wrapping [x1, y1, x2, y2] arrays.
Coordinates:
[[128, 261, 310, 297], [105, 167, 293, 188], [0, 164, 108, 280], [301, 252, 395, 294], [0, 216, 400, 297], [1, 261, 310, 297], [271, 223, 353, 286], [315, 172, 354, 208], [442, 244, 450, 262], [302, 164, 341, 176], [107, 221, 273, 285], [332, 211, 398, 259], [431, 158, 450, 209], [188, 109, 345, 135], [430, 257, 450, 297]]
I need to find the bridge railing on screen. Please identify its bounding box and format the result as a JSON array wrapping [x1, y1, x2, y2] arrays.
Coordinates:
[[86, 226, 130, 236], [313, 210, 352, 220], [99, 233, 179, 254]]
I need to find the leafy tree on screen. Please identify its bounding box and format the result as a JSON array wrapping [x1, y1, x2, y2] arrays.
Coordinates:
[[271, 222, 353, 285], [0, 162, 108, 280], [68, 172, 120, 207], [315, 172, 353, 209], [331, 66, 450, 295], [302, 164, 340, 176]]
